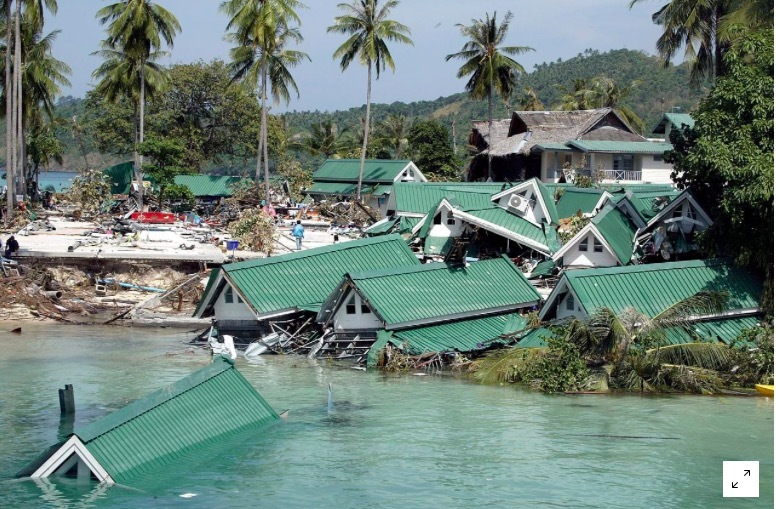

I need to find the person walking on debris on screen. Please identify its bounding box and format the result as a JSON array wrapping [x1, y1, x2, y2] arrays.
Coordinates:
[[292, 220, 304, 251], [5, 235, 19, 258]]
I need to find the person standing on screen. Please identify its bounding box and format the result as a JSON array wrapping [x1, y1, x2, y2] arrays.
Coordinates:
[[292, 220, 304, 251], [5, 235, 19, 258]]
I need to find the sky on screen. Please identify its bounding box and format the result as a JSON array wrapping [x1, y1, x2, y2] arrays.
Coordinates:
[[47, 0, 667, 113]]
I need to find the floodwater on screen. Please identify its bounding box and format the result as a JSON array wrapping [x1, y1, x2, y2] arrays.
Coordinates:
[[0, 323, 772, 508]]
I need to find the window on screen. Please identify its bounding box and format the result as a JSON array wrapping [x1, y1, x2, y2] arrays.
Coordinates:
[[593, 237, 603, 252], [563, 154, 572, 167], [653, 154, 663, 162], [433, 213, 442, 225], [237, 294, 243, 304], [578, 237, 589, 252], [672, 207, 683, 219], [224, 287, 234, 304], [345, 296, 356, 315], [446, 212, 456, 225], [613, 154, 635, 172], [566, 294, 575, 311], [686, 207, 698, 220], [361, 303, 371, 314]]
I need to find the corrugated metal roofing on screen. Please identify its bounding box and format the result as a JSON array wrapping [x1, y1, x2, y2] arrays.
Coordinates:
[[627, 191, 681, 222], [556, 188, 605, 218], [103, 161, 135, 195], [72, 356, 277, 485], [306, 182, 364, 195], [662, 316, 761, 345], [174, 175, 242, 197], [386, 312, 527, 354], [312, 159, 412, 183], [515, 327, 554, 348], [560, 259, 762, 318], [535, 179, 560, 224], [224, 235, 420, 316], [568, 141, 673, 154], [349, 256, 541, 328], [392, 181, 506, 214], [590, 204, 637, 265], [652, 112, 696, 134], [363, 217, 399, 236], [463, 207, 562, 253], [533, 142, 574, 151]]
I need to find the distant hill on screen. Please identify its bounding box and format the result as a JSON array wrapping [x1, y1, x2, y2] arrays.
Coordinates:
[[2, 48, 707, 172]]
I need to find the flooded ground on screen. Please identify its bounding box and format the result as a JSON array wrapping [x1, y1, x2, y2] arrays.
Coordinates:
[[0, 323, 772, 508]]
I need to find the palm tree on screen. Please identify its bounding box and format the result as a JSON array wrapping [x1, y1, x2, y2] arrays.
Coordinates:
[[516, 87, 544, 111], [300, 119, 346, 159], [375, 113, 409, 159], [446, 11, 533, 181], [327, 0, 412, 202], [553, 78, 593, 110], [96, 0, 180, 208], [588, 76, 644, 133], [222, 0, 305, 205]]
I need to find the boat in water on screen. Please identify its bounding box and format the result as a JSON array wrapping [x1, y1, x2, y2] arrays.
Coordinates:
[[755, 384, 774, 396]]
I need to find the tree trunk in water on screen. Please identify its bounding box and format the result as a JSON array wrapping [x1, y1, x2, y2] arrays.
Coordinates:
[[260, 54, 270, 205], [5, 0, 13, 223], [357, 62, 372, 203], [487, 88, 493, 181], [14, 1, 22, 199], [137, 60, 146, 209]]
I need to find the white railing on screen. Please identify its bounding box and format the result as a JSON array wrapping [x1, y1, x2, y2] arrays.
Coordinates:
[[599, 169, 642, 181]]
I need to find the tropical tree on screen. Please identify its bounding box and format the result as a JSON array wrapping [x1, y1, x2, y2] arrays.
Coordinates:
[[96, 0, 180, 208], [516, 87, 544, 111], [446, 11, 533, 181], [588, 76, 644, 133], [553, 78, 593, 110], [300, 119, 346, 159], [222, 0, 306, 205], [139, 136, 186, 205], [407, 120, 459, 180], [374, 113, 409, 159], [328, 0, 412, 202]]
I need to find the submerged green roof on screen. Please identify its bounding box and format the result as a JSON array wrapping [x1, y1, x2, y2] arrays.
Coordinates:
[[555, 188, 606, 218], [22, 357, 278, 485], [312, 159, 414, 183], [590, 204, 637, 265], [174, 175, 243, 197], [347, 256, 540, 328], [380, 312, 527, 355], [223, 235, 420, 317], [550, 259, 762, 319]]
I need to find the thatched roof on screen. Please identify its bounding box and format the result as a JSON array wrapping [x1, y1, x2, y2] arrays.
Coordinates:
[[469, 119, 511, 150], [472, 108, 646, 157]]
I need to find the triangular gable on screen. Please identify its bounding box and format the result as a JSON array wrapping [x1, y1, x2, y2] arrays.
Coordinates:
[[578, 108, 643, 138], [538, 277, 586, 321], [641, 190, 713, 232], [30, 435, 113, 484], [490, 178, 558, 226], [551, 223, 621, 267]]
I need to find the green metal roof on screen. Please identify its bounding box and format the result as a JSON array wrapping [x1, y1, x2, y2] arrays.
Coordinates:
[[103, 161, 135, 195], [515, 327, 554, 348], [533, 142, 574, 151], [312, 159, 413, 183], [223, 235, 420, 317], [363, 217, 399, 236], [555, 188, 606, 218], [556, 259, 762, 318], [174, 175, 243, 197], [652, 112, 695, 134], [567, 141, 674, 154], [398, 216, 421, 234], [392, 181, 505, 214], [590, 204, 638, 265], [384, 312, 527, 355], [307, 181, 390, 196], [626, 191, 682, 223], [29, 357, 279, 485], [463, 207, 562, 254], [535, 179, 560, 224], [661, 315, 761, 345], [347, 256, 541, 328]]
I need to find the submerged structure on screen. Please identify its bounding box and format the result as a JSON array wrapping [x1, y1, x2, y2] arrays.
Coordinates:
[[18, 356, 278, 485]]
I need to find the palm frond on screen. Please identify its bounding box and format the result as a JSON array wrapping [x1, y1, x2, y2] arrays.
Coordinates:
[[471, 347, 545, 384], [647, 342, 736, 371]]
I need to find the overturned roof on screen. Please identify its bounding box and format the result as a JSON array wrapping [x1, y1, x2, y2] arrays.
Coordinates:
[[19, 356, 278, 485], [194, 235, 421, 319]]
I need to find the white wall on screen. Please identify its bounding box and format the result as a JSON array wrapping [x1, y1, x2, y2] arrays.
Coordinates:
[[640, 154, 676, 184], [331, 289, 382, 332], [213, 283, 256, 321], [428, 208, 466, 238], [560, 231, 619, 268], [556, 291, 585, 320], [657, 199, 711, 234]]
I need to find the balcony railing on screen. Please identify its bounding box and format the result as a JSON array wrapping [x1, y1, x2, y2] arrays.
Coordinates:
[[599, 169, 642, 181]]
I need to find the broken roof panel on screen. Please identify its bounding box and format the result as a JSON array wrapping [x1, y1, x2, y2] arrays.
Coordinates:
[[461, 207, 562, 254], [173, 175, 242, 197], [555, 188, 607, 218], [590, 204, 638, 265], [627, 191, 682, 223], [345, 256, 541, 329], [224, 235, 420, 317]]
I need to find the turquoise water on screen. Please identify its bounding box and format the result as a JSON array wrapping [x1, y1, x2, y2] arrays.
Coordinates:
[[0, 323, 772, 508], [0, 171, 77, 192]]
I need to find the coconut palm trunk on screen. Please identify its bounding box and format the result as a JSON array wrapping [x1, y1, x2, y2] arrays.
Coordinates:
[[357, 61, 372, 203], [136, 58, 146, 209], [5, 0, 13, 223], [13, 1, 22, 199], [487, 87, 493, 181], [261, 55, 270, 206]]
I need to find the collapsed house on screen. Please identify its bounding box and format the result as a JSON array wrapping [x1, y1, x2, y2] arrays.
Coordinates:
[[316, 256, 541, 365], [306, 159, 427, 216], [172, 174, 243, 207], [554, 188, 712, 268], [518, 259, 764, 348], [193, 235, 421, 340], [18, 356, 278, 485], [468, 108, 675, 184]]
